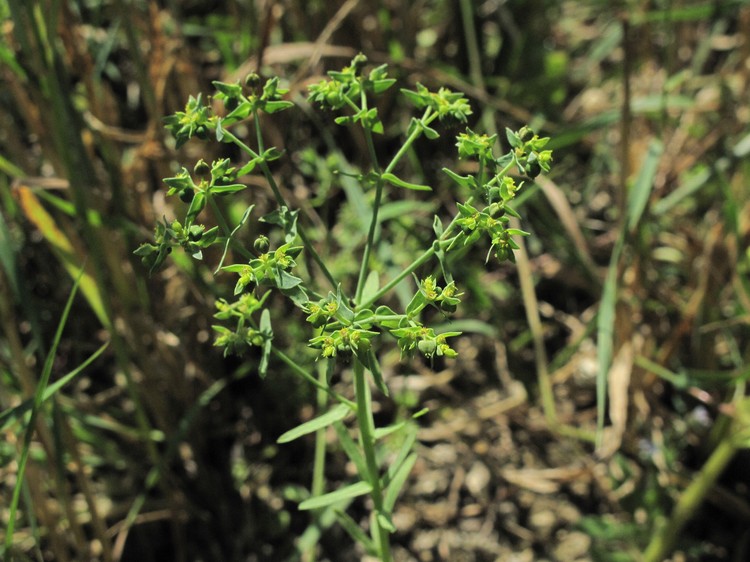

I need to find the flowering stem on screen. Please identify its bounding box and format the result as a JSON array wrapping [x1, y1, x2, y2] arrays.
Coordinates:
[[358, 194, 474, 311], [354, 107, 435, 304]]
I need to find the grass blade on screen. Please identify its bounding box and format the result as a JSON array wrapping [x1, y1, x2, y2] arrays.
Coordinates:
[[0, 341, 109, 431], [627, 138, 663, 232], [4, 267, 83, 560]]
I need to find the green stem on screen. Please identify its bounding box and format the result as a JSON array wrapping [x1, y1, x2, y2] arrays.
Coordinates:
[[358, 194, 475, 311], [642, 429, 738, 562], [354, 90, 383, 303], [306, 361, 329, 562], [359, 157, 515, 310], [223, 125, 338, 289], [354, 108, 436, 304], [353, 360, 391, 562]]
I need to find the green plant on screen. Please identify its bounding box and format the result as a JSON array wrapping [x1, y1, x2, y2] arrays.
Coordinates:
[[136, 53, 553, 560]]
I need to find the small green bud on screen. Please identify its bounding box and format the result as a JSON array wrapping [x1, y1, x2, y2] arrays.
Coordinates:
[[524, 152, 541, 178], [352, 53, 368, 73], [253, 235, 270, 253], [526, 161, 541, 178], [356, 337, 371, 353], [325, 91, 342, 107]]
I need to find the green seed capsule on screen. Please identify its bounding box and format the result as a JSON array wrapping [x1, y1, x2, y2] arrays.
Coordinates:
[[194, 159, 211, 178], [225, 97, 239, 112], [418, 339, 437, 357], [520, 128, 535, 143], [440, 301, 457, 314], [179, 189, 194, 203], [526, 161, 541, 178]]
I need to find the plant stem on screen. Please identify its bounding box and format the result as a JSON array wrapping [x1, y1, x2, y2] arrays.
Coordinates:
[[353, 359, 391, 562], [354, 90, 384, 304], [642, 426, 738, 562], [222, 126, 338, 289], [305, 361, 329, 562], [358, 194, 476, 311], [354, 108, 435, 304]]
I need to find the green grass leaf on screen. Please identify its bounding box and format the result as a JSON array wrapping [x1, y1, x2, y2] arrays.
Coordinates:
[[4, 268, 84, 559]]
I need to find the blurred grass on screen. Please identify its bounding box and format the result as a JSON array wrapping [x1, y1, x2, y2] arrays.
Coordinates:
[[1, 0, 750, 560]]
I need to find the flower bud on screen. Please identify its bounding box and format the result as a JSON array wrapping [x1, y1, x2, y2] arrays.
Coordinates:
[[253, 235, 270, 253]]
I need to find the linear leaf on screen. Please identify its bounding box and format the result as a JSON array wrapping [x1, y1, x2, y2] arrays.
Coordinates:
[[0, 341, 109, 431], [277, 404, 350, 444], [384, 453, 417, 512], [627, 138, 663, 232], [298, 481, 373, 510], [381, 172, 431, 192]]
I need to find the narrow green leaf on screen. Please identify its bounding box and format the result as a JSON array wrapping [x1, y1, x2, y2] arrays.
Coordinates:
[[264, 100, 294, 113], [596, 231, 625, 446], [442, 168, 474, 189], [0, 341, 109, 431], [373, 421, 406, 441], [433, 215, 444, 238], [210, 183, 247, 195], [5, 268, 83, 555], [334, 510, 377, 555], [298, 481, 373, 510], [384, 453, 418, 512], [377, 511, 397, 533], [225, 100, 253, 120], [215, 118, 225, 141], [381, 172, 431, 192], [277, 404, 350, 444], [406, 290, 427, 318], [627, 138, 663, 232], [334, 422, 368, 480]]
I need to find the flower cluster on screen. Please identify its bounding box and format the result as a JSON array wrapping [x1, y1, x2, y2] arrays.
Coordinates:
[[223, 242, 304, 295], [389, 326, 460, 359], [308, 53, 396, 134], [133, 218, 219, 274], [212, 292, 271, 357], [401, 83, 473, 123]]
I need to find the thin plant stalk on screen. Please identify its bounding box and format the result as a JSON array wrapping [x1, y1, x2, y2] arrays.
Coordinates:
[[354, 106, 435, 304], [642, 428, 738, 562], [353, 359, 391, 562]]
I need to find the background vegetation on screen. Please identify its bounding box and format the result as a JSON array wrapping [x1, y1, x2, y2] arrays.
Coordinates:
[[2, 0, 750, 560]]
